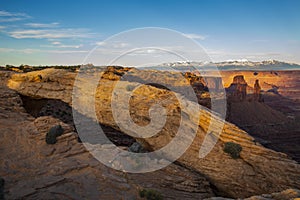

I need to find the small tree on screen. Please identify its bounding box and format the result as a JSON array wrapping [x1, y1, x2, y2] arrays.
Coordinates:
[[46, 125, 64, 144], [139, 189, 163, 200], [19, 65, 24, 70], [126, 85, 135, 91], [223, 142, 242, 159]]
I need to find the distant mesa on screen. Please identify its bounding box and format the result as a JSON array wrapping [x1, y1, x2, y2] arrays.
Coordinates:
[[227, 75, 248, 101], [226, 75, 262, 102]]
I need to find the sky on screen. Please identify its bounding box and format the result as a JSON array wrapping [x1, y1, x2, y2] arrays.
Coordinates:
[[0, 0, 300, 66]]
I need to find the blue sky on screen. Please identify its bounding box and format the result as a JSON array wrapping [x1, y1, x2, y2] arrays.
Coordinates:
[[0, 0, 300, 65]]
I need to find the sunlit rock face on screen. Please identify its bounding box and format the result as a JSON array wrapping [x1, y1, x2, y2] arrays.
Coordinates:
[[1, 70, 216, 200], [5, 67, 300, 198], [220, 70, 300, 100], [226, 75, 248, 101]]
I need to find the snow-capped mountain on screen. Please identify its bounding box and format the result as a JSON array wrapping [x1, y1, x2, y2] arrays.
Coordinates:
[[156, 60, 300, 71]]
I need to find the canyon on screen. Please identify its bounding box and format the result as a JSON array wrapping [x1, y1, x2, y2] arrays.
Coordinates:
[[0, 66, 299, 199]]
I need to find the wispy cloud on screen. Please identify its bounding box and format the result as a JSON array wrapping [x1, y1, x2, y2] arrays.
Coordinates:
[[8, 28, 94, 39], [0, 10, 29, 17], [0, 18, 27, 22], [0, 47, 88, 54], [46, 49, 88, 54], [51, 41, 61, 45], [41, 41, 83, 48], [96, 41, 129, 48], [42, 42, 83, 48], [206, 49, 281, 57], [0, 10, 31, 22], [25, 22, 59, 28], [0, 10, 94, 55], [56, 44, 82, 48], [0, 11, 94, 40], [183, 33, 206, 40], [0, 48, 38, 53]]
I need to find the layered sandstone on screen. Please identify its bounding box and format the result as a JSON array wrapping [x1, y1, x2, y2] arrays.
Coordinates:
[[205, 188, 300, 200], [6, 67, 300, 198], [0, 83, 215, 199]]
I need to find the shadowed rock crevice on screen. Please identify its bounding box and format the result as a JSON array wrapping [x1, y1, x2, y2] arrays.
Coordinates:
[[20, 94, 136, 147], [20, 95, 73, 124]]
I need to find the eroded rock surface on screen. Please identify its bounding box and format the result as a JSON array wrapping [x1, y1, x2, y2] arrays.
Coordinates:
[[6, 67, 300, 198], [226, 75, 248, 101], [205, 188, 300, 200], [1, 74, 215, 199]]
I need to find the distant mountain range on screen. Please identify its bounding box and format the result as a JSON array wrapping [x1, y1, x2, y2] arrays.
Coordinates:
[[153, 60, 300, 71]]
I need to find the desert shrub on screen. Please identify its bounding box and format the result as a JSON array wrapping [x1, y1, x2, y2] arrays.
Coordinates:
[[126, 85, 135, 91], [19, 65, 24, 70], [46, 125, 64, 144], [139, 189, 163, 200], [129, 142, 144, 153], [223, 142, 242, 159]]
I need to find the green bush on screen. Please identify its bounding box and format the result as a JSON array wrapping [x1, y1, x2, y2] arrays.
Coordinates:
[[126, 85, 135, 91], [46, 125, 64, 144], [139, 189, 163, 200], [223, 142, 242, 159]]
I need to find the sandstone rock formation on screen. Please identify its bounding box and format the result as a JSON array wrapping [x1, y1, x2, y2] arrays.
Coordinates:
[[253, 79, 262, 101], [220, 70, 300, 101], [6, 67, 300, 198], [205, 188, 300, 200], [226, 75, 248, 101], [0, 81, 215, 199], [224, 73, 300, 162], [243, 189, 300, 200]]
